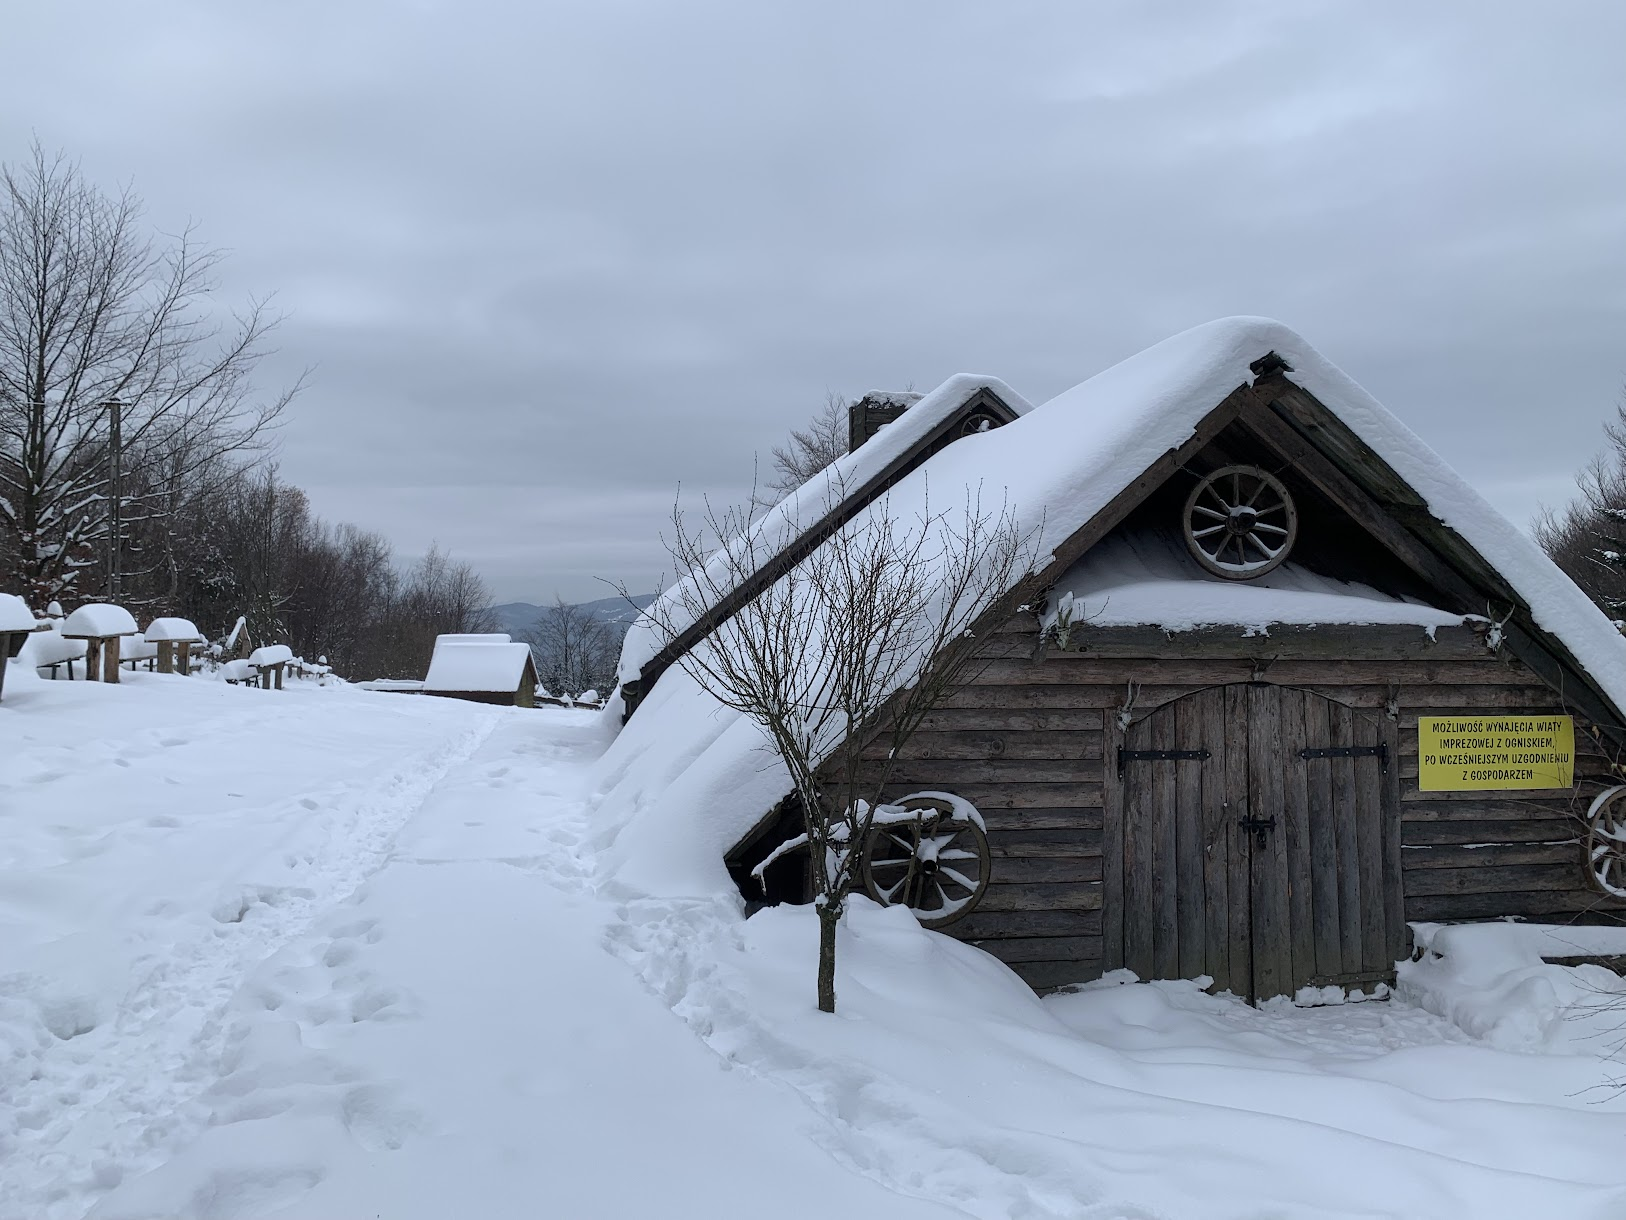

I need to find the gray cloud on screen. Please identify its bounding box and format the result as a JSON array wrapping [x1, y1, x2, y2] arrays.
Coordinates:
[[4, 1, 1623, 600]]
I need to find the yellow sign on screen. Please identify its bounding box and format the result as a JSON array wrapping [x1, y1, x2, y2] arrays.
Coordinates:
[[1417, 715, 1574, 791]]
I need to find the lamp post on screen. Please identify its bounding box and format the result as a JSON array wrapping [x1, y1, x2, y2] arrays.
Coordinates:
[[101, 398, 124, 601]]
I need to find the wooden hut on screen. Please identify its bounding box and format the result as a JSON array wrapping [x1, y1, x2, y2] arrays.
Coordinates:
[[618, 319, 1626, 1006], [423, 634, 539, 708]]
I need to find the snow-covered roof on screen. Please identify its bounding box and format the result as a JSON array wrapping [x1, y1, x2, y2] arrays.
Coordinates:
[[1047, 529, 1470, 633], [143, 617, 204, 643], [249, 644, 294, 667], [594, 316, 1626, 898], [61, 603, 138, 638], [438, 633, 512, 645], [0, 592, 37, 633], [424, 640, 533, 692], [618, 373, 1035, 688]]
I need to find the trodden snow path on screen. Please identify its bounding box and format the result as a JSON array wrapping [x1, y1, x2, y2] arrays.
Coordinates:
[[9, 675, 1626, 1219], [0, 676, 504, 1219]]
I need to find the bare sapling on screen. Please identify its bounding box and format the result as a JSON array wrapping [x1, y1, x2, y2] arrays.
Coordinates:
[[643, 470, 1035, 1012]]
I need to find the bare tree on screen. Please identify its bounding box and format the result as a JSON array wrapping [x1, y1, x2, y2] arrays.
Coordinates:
[[525, 595, 616, 696], [0, 143, 294, 605], [644, 472, 1034, 1013], [763, 392, 848, 502], [1537, 394, 1626, 622]]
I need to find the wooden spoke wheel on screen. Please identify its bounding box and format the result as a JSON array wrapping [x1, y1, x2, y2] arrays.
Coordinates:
[[1183, 464, 1298, 579], [958, 412, 1001, 438], [859, 793, 991, 929], [1586, 785, 1626, 898]]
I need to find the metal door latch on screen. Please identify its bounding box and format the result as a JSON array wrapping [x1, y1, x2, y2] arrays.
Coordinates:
[[1238, 814, 1277, 848]]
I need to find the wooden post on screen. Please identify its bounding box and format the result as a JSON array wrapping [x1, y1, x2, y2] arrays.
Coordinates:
[[102, 636, 121, 684], [156, 640, 174, 674], [0, 633, 10, 700], [84, 638, 101, 681], [274, 664, 283, 690], [177, 640, 192, 676]]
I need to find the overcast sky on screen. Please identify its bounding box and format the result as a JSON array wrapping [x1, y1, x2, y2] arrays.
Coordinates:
[[4, 2, 1623, 603]]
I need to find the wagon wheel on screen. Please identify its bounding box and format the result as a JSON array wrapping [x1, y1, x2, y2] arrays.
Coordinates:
[[958, 412, 1001, 438], [860, 793, 991, 929], [1183, 464, 1298, 580], [1585, 786, 1626, 898]]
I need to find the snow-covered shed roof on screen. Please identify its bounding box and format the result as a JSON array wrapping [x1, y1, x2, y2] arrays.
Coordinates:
[[594, 317, 1626, 898], [618, 373, 1034, 698], [424, 639, 535, 693], [144, 617, 204, 643], [61, 604, 138, 638], [0, 592, 37, 633]]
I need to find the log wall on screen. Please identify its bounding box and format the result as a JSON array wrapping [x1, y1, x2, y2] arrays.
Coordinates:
[[858, 614, 1625, 992]]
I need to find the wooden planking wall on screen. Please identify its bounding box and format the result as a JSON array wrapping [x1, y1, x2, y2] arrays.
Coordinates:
[[858, 613, 1626, 992]]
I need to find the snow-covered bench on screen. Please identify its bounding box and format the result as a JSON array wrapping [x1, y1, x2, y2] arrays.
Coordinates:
[[0, 593, 49, 701], [144, 617, 205, 675], [248, 644, 295, 690], [61, 604, 139, 684]]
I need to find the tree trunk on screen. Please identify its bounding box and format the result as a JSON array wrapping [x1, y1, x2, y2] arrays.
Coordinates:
[[816, 899, 841, 1014]]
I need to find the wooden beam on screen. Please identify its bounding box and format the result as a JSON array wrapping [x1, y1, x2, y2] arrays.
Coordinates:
[[1054, 622, 1491, 661]]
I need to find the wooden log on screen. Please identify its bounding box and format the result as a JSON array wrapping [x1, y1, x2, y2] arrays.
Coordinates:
[[1101, 696, 1125, 974], [178, 640, 192, 676], [1005, 959, 1105, 991], [976, 882, 1103, 912], [1401, 819, 1581, 845], [862, 730, 1105, 762], [1329, 701, 1362, 978], [1281, 689, 1317, 992], [985, 828, 1103, 857], [978, 808, 1105, 831], [1401, 842, 1581, 869], [1224, 684, 1251, 997], [972, 935, 1104, 964], [914, 708, 1105, 733], [1172, 689, 1206, 980], [1151, 701, 1179, 981], [987, 857, 1102, 885], [1402, 863, 1583, 897], [102, 636, 121, 684], [1405, 890, 1626, 921], [1051, 623, 1491, 661], [1400, 798, 1588, 820], [878, 759, 1103, 785], [952, 909, 1103, 940], [84, 637, 101, 682], [970, 658, 1537, 688], [878, 781, 1103, 810], [156, 639, 174, 674]]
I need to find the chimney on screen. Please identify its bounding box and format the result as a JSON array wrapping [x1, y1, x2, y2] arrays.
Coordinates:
[[846, 390, 924, 453]]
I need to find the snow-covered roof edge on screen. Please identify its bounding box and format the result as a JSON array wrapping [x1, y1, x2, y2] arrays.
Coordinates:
[[616, 372, 1034, 690]]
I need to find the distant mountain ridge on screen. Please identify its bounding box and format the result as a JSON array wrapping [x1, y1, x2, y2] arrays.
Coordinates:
[[490, 593, 655, 639]]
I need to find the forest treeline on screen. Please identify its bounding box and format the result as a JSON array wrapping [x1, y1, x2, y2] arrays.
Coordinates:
[[0, 144, 492, 679]]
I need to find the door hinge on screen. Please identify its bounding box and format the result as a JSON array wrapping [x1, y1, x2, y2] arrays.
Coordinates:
[[1117, 747, 1211, 777], [1299, 743, 1388, 774]]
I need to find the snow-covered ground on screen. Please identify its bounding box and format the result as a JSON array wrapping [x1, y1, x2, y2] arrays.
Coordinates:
[[6, 669, 1626, 1219]]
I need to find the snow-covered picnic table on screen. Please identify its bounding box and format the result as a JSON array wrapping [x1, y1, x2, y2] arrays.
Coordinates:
[[59, 602, 139, 684], [0, 592, 49, 700]]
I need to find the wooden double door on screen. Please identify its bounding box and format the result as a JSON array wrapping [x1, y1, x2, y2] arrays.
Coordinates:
[[1115, 684, 1402, 1003]]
